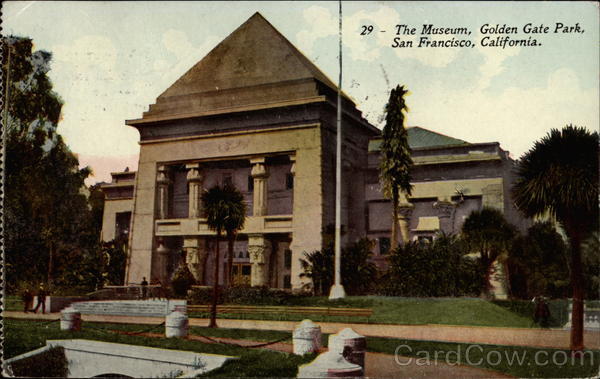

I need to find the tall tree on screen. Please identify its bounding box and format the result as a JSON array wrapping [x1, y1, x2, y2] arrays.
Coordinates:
[[3, 36, 95, 291], [512, 125, 599, 352], [461, 207, 516, 297], [201, 184, 246, 327], [222, 185, 246, 287], [379, 85, 413, 249]]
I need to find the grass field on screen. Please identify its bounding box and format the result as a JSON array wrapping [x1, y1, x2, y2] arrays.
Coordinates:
[[190, 296, 539, 327], [4, 295, 573, 328], [5, 319, 599, 378]]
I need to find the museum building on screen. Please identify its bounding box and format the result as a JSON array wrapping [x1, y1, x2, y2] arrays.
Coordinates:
[[100, 13, 526, 291]]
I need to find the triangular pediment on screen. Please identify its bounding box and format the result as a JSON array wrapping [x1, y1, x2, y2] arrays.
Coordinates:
[[159, 12, 338, 99]]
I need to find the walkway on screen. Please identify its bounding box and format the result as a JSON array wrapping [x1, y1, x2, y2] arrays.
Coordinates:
[[120, 331, 512, 378], [5, 311, 600, 350]]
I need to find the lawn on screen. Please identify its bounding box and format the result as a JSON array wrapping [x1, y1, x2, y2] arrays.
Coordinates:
[[190, 296, 538, 327], [5, 318, 599, 378]]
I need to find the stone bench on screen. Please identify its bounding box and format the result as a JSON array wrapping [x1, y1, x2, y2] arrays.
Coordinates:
[[69, 300, 186, 317]]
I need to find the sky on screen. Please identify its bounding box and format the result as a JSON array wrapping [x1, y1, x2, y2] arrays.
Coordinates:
[[3, 1, 598, 185]]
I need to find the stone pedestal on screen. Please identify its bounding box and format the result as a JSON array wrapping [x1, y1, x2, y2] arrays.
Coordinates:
[[297, 332, 363, 378], [60, 307, 82, 331], [165, 311, 189, 338], [329, 328, 366, 370], [248, 235, 271, 287], [293, 320, 322, 355]]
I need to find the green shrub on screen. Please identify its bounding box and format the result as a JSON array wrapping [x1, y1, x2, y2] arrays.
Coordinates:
[[171, 265, 196, 298], [8, 346, 68, 377], [300, 238, 378, 296], [187, 285, 309, 305], [379, 233, 483, 297]]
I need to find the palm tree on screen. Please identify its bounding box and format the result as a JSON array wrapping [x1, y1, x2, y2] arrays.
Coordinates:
[[512, 125, 599, 351], [201, 184, 247, 328], [379, 85, 413, 250], [461, 207, 516, 297]]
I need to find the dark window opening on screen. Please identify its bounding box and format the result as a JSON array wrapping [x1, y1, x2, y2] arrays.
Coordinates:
[[284, 249, 292, 269], [283, 275, 291, 289], [223, 174, 233, 187], [248, 175, 254, 192], [286, 173, 294, 189], [115, 212, 132, 241]]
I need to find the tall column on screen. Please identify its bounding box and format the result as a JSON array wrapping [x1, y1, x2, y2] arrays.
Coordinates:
[[186, 163, 203, 218], [156, 165, 171, 219], [155, 240, 170, 283], [250, 158, 269, 216], [184, 237, 207, 284], [248, 234, 271, 287], [398, 203, 414, 244]]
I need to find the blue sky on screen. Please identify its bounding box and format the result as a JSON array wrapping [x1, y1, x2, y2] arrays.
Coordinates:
[[3, 1, 598, 184]]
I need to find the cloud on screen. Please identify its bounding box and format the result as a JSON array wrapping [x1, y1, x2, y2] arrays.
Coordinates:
[[296, 5, 461, 67], [408, 67, 598, 159], [473, 33, 521, 91]]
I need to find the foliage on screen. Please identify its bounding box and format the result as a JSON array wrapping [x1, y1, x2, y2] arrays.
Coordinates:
[[201, 184, 247, 326], [300, 247, 334, 296], [3, 36, 100, 294], [379, 84, 413, 249], [582, 232, 600, 300], [380, 233, 483, 297], [187, 286, 309, 305], [300, 239, 379, 296], [8, 346, 68, 378], [171, 264, 196, 298], [507, 222, 570, 299], [512, 125, 599, 351], [461, 207, 516, 295]]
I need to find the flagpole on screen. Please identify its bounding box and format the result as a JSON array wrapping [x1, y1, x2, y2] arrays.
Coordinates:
[[329, 0, 346, 300]]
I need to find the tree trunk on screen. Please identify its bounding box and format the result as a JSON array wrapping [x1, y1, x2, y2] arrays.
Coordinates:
[[569, 229, 585, 351], [226, 233, 235, 287], [209, 231, 221, 328], [390, 188, 399, 251], [47, 241, 54, 287]]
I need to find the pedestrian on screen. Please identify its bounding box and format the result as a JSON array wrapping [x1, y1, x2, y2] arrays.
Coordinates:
[[141, 277, 148, 299], [32, 285, 47, 314], [21, 289, 33, 313], [533, 296, 551, 328]]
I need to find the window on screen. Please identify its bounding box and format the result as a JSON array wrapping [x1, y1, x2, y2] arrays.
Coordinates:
[[115, 212, 132, 241], [378, 237, 390, 255], [286, 173, 294, 190], [247, 175, 254, 192], [283, 275, 291, 289], [284, 249, 292, 269]]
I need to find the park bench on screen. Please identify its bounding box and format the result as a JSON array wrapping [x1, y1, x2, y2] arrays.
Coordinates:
[[186, 304, 373, 322]]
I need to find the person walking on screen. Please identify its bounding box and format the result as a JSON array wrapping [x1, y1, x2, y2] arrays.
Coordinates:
[[141, 277, 148, 299], [32, 285, 47, 313], [21, 289, 33, 313]]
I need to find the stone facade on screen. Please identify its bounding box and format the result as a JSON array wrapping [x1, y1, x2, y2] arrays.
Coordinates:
[[100, 13, 526, 292]]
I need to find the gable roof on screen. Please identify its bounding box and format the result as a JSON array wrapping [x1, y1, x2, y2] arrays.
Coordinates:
[[159, 12, 339, 98], [369, 126, 470, 151]]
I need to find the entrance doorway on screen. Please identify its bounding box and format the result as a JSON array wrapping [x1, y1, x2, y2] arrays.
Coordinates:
[[231, 264, 251, 286]]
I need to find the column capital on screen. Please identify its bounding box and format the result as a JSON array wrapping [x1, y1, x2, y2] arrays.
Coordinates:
[[398, 203, 414, 219], [250, 158, 269, 179], [186, 163, 203, 182], [433, 200, 455, 218], [157, 165, 171, 185]]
